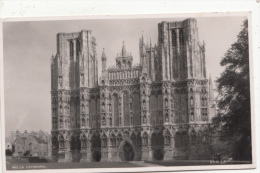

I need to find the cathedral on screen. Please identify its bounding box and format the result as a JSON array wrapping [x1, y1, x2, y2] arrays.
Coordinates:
[[51, 18, 215, 162]]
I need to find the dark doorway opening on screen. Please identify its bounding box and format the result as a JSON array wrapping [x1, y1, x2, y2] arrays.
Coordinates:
[[92, 151, 101, 162], [123, 142, 134, 161], [153, 149, 164, 160]]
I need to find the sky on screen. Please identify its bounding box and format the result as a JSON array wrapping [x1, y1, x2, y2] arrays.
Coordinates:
[[3, 16, 247, 136]]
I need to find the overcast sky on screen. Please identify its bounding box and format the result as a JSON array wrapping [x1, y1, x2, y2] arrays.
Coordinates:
[[3, 15, 247, 136]]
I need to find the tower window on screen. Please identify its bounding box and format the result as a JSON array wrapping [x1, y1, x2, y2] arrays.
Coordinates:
[[76, 40, 80, 58], [69, 41, 74, 57], [179, 29, 184, 46], [172, 30, 177, 47]]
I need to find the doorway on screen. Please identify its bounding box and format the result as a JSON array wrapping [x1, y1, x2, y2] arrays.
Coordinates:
[[123, 142, 134, 161]]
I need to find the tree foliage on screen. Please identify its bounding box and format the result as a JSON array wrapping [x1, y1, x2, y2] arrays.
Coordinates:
[[212, 19, 251, 161]]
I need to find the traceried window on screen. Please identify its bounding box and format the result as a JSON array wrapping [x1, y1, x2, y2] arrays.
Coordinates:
[[172, 29, 177, 47], [76, 40, 80, 58], [123, 91, 130, 126], [179, 29, 184, 46], [113, 94, 119, 126], [69, 41, 73, 57]]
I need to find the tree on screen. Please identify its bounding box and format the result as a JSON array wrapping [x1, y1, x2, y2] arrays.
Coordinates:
[[5, 149, 13, 156], [212, 19, 251, 161]]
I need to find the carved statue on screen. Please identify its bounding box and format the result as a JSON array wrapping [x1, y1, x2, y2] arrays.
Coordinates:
[[143, 116, 147, 123]]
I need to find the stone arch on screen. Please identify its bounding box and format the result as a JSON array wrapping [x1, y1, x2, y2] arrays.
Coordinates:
[[118, 139, 135, 161], [91, 132, 101, 162]]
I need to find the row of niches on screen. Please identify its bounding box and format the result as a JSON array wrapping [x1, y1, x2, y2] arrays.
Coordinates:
[[51, 112, 208, 130], [51, 129, 210, 152], [51, 95, 209, 115], [107, 69, 141, 80]]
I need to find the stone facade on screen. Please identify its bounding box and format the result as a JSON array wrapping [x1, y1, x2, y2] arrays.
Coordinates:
[[51, 18, 215, 162]]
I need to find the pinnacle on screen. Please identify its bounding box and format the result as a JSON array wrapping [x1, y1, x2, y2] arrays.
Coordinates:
[[101, 48, 106, 59], [122, 41, 126, 56]]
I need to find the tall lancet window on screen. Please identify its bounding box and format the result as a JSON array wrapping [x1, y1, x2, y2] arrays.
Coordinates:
[[179, 29, 184, 46], [69, 41, 74, 57], [172, 30, 177, 47], [76, 40, 80, 58]]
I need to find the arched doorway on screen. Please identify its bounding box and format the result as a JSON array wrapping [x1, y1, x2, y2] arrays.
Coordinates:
[[153, 149, 164, 160], [92, 151, 101, 162], [91, 132, 101, 162], [122, 142, 134, 161], [151, 132, 164, 160]]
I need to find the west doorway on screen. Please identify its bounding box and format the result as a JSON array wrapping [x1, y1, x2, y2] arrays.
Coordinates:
[[123, 142, 134, 161]]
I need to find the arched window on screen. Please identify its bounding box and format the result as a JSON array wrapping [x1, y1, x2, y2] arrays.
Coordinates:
[[123, 91, 130, 126], [69, 41, 73, 57], [179, 29, 184, 46], [113, 94, 119, 126], [172, 29, 177, 47], [76, 40, 80, 58]]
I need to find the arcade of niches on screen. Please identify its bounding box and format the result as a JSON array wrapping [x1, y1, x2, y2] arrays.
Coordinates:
[[51, 18, 215, 162]]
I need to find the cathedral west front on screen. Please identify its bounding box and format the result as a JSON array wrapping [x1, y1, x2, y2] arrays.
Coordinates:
[[51, 18, 215, 162]]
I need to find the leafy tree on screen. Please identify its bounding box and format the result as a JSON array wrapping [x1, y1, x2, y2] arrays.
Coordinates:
[[212, 19, 251, 161]]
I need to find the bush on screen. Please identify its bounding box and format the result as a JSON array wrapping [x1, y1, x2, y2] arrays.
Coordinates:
[[5, 149, 13, 156]]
